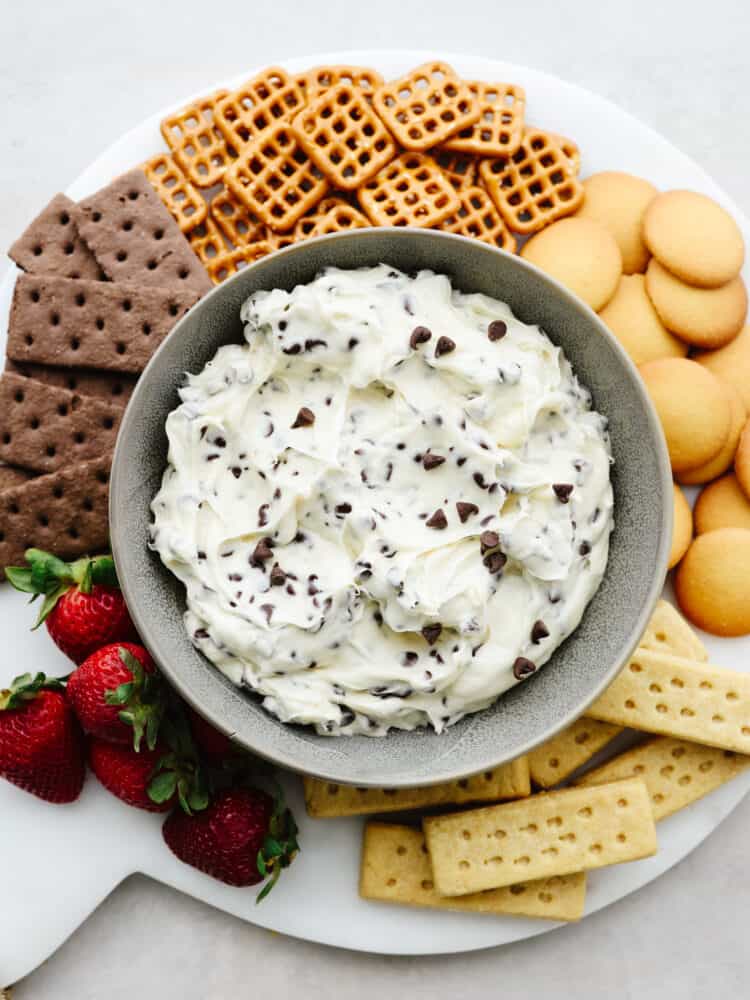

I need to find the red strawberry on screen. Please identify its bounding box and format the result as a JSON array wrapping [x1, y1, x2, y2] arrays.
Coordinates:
[[89, 738, 174, 812], [163, 786, 299, 896], [6, 549, 137, 664], [0, 673, 85, 803], [67, 643, 162, 749], [187, 705, 234, 759]]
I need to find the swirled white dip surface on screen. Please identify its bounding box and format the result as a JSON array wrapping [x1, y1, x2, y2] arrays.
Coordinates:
[[150, 265, 613, 736]]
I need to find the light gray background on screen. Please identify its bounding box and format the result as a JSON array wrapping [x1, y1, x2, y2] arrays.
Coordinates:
[[3, 0, 749, 995]]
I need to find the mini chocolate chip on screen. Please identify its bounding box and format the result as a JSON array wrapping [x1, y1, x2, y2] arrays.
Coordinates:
[[473, 472, 487, 489], [456, 501, 479, 523], [422, 453, 446, 471], [553, 483, 574, 503], [409, 325, 432, 349], [273, 487, 281, 500], [251, 538, 273, 565], [282, 344, 301, 355], [422, 623, 442, 646], [197, 550, 207, 561], [579, 541, 592, 556], [260, 603, 274, 624], [480, 530, 499, 554], [214, 436, 226, 448], [435, 335, 455, 357], [374, 610, 383, 626], [231, 467, 242, 478], [426, 508, 447, 529], [483, 550, 507, 574], [292, 406, 315, 428], [304, 338, 327, 351], [258, 503, 269, 527], [403, 651, 418, 666], [513, 657, 536, 680], [531, 620, 550, 644], [335, 502, 352, 515], [488, 320, 508, 341], [348, 337, 359, 350], [270, 563, 286, 586]]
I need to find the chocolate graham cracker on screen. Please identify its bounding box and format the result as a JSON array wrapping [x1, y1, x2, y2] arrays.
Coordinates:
[[0, 373, 122, 474], [4, 359, 136, 405], [7, 273, 198, 374], [0, 454, 111, 576], [0, 464, 35, 491], [8, 193, 102, 280], [71, 169, 211, 297]]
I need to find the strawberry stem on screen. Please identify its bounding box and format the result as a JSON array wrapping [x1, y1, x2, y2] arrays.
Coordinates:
[[5, 550, 120, 625]]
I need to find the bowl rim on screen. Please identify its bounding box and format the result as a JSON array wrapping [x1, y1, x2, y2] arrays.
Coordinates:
[[110, 227, 672, 786]]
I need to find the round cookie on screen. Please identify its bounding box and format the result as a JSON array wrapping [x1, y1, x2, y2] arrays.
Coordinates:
[[521, 218, 622, 312], [696, 326, 750, 412], [669, 483, 693, 569], [638, 358, 731, 473], [645, 259, 747, 349], [598, 273, 686, 364], [694, 474, 750, 534], [675, 528, 750, 636], [734, 418, 750, 501], [643, 190, 745, 288], [678, 381, 746, 485], [575, 171, 657, 274]]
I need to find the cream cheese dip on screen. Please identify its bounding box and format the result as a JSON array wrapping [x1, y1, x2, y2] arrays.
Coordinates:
[[150, 265, 614, 736]]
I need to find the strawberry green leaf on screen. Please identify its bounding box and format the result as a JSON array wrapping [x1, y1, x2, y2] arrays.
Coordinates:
[[89, 555, 119, 588], [105, 681, 135, 706], [148, 770, 178, 804], [3, 567, 34, 593], [0, 672, 64, 710]]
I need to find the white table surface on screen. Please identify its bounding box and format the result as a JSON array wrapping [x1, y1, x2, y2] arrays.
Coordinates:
[[3, 0, 750, 994]]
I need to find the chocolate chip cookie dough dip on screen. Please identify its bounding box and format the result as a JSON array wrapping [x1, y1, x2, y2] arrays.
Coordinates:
[[150, 266, 614, 736]]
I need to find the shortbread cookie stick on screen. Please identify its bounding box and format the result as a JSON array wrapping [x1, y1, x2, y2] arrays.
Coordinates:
[[637, 600, 708, 661], [304, 756, 530, 818], [576, 736, 750, 821], [360, 823, 586, 921], [586, 649, 750, 753], [423, 778, 656, 896], [528, 718, 623, 789]]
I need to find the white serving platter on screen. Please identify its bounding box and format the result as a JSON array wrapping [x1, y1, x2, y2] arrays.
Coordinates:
[[2, 49, 749, 986]]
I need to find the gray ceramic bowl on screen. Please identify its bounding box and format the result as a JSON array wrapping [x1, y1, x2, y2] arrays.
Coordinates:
[[110, 229, 671, 787]]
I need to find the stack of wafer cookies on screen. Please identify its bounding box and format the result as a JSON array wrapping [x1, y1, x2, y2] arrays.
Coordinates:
[[299, 601, 750, 922], [2, 169, 210, 574]]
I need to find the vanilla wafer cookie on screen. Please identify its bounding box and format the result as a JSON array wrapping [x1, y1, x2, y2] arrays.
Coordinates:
[[9, 193, 102, 280], [292, 83, 397, 190], [528, 718, 623, 789], [210, 187, 265, 247], [423, 778, 657, 896], [433, 148, 478, 190], [360, 824, 586, 921], [638, 600, 708, 661], [359, 153, 459, 228], [296, 65, 384, 100], [187, 216, 228, 265], [373, 62, 479, 151], [142, 153, 208, 233], [160, 89, 237, 188], [215, 67, 305, 149], [586, 649, 750, 753], [443, 81, 526, 156], [204, 242, 272, 285], [480, 129, 584, 234], [0, 372, 121, 474], [225, 123, 329, 232], [0, 454, 111, 576], [576, 737, 750, 821], [72, 169, 211, 296], [439, 185, 517, 252], [304, 757, 530, 818]]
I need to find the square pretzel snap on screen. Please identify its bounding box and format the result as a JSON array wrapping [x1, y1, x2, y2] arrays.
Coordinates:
[[160, 89, 237, 188], [225, 123, 329, 232], [479, 129, 584, 234], [359, 152, 459, 228], [296, 65, 384, 101], [443, 81, 526, 156], [292, 83, 397, 190], [215, 67, 305, 149], [440, 185, 517, 252], [373, 62, 480, 151]]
